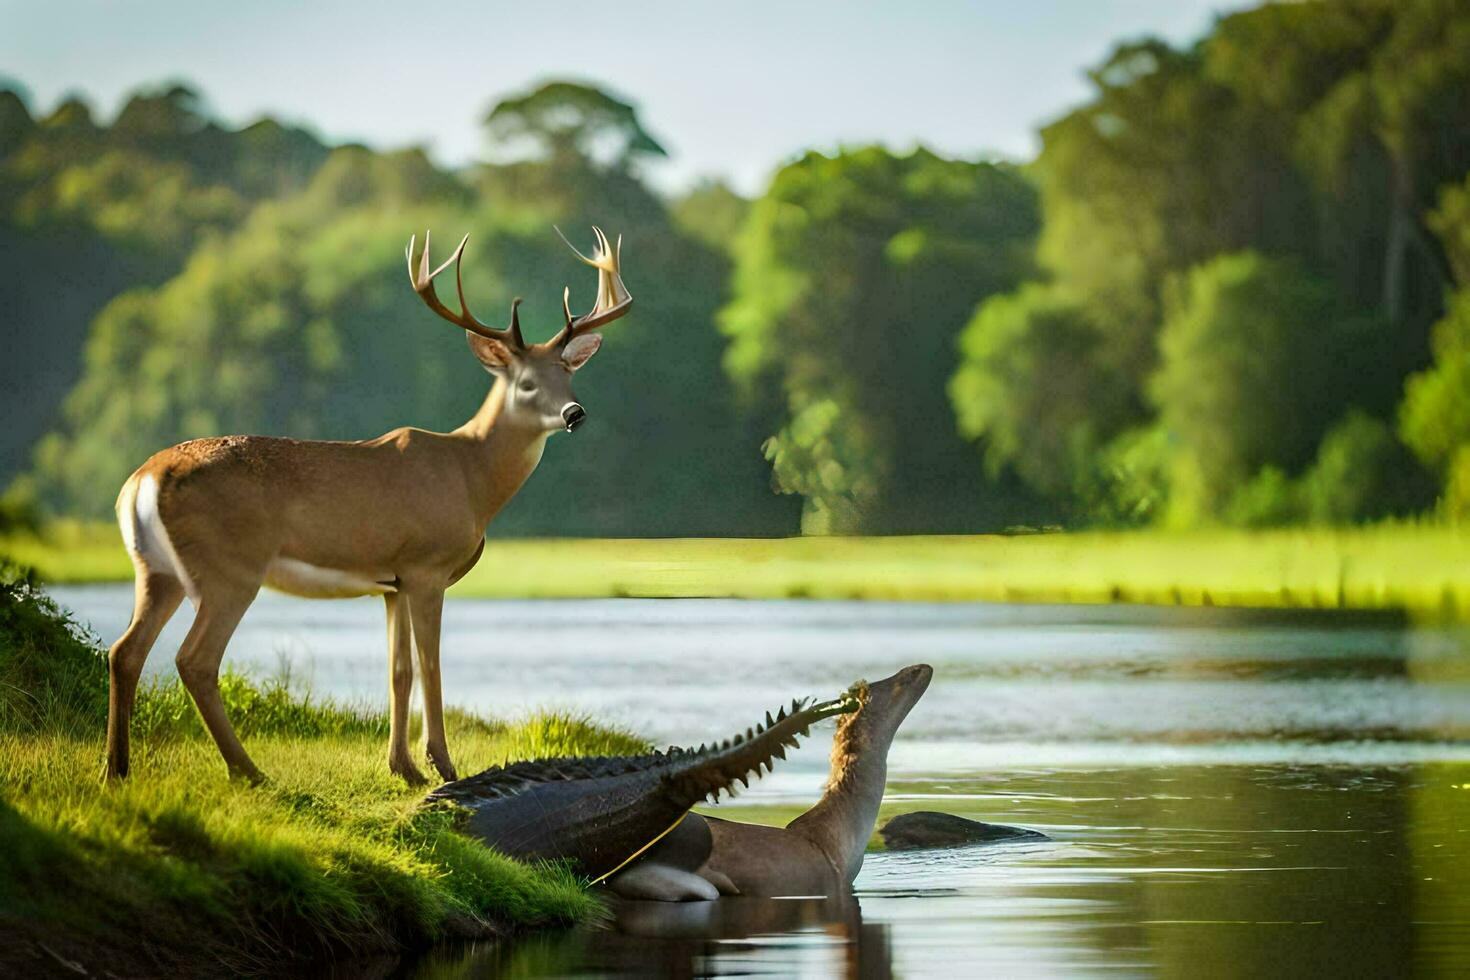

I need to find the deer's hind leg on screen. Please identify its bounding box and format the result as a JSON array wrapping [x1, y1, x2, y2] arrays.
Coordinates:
[[384, 592, 425, 785], [105, 570, 185, 780], [175, 584, 262, 782]]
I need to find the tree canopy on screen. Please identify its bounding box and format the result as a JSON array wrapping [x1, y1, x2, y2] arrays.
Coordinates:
[[5, 0, 1470, 534], [720, 147, 1041, 533], [484, 81, 668, 173], [950, 0, 1461, 528]]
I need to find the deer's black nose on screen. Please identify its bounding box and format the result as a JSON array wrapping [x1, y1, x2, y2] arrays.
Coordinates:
[[562, 402, 587, 432]]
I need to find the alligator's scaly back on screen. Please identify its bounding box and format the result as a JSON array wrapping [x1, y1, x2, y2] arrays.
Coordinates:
[[427, 694, 857, 881]]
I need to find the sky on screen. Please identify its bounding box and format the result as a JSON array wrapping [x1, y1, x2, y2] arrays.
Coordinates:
[[1, 0, 1255, 194]]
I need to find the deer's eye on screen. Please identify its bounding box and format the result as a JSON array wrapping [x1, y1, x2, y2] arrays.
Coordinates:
[[518, 379, 536, 393]]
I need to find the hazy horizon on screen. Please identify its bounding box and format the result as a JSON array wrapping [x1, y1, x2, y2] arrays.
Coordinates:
[[2, 0, 1253, 194]]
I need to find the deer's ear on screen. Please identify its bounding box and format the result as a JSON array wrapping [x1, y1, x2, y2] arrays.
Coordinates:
[[561, 334, 602, 371], [468, 333, 516, 373]]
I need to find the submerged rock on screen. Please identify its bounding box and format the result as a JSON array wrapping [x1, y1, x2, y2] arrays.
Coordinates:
[[879, 811, 1048, 850]]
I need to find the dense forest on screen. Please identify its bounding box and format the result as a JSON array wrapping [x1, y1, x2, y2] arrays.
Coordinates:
[[2, 0, 1468, 536]]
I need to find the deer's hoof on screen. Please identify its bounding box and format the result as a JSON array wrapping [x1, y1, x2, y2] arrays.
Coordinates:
[[228, 765, 268, 786], [427, 753, 458, 783], [391, 759, 429, 787]]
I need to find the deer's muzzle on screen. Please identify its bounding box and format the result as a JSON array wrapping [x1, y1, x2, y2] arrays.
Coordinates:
[[561, 402, 587, 432]]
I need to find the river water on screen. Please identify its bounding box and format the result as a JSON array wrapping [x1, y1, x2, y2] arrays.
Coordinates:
[[53, 588, 1470, 978]]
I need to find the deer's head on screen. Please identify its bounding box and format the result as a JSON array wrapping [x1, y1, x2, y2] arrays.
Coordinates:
[[405, 226, 632, 434], [832, 664, 932, 759]]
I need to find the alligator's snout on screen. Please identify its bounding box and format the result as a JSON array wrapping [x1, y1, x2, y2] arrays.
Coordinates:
[[561, 402, 587, 432]]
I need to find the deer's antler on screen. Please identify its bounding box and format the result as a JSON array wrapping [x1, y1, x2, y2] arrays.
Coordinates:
[[551, 225, 633, 346], [406, 231, 525, 349]]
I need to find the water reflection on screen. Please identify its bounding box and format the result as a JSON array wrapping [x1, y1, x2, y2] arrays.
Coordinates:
[[412, 894, 894, 979]]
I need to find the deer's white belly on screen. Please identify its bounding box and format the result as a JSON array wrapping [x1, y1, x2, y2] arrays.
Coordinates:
[[264, 558, 396, 598]]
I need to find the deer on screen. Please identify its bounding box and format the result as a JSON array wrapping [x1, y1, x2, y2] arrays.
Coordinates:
[[103, 226, 632, 784]]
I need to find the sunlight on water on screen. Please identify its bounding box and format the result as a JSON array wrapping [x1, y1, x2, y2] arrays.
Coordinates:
[[53, 590, 1470, 977]]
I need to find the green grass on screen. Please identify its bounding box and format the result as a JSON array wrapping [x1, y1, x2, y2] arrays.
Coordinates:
[[6, 521, 1468, 617], [0, 520, 134, 584], [0, 562, 647, 976]]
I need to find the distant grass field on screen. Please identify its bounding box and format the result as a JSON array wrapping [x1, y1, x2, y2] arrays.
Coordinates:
[[5, 521, 1468, 617], [0, 565, 646, 976]]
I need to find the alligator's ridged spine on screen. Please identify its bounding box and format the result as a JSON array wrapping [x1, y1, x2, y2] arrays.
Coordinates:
[[427, 695, 853, 810]]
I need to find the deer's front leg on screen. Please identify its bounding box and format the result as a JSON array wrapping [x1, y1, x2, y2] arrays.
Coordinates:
[[405, 584, 456, 782], [384, 593, 426, 785]]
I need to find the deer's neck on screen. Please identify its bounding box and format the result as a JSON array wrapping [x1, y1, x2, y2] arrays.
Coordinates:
[[786, 720, 892, 884], [453, 381, 551, 526]]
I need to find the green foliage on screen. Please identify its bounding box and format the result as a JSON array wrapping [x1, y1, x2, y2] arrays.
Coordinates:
[[1401, 174, 1470, 509], [0, 495, 38, 536], [1432, 174, 1470, 284], [484, 81, 667, 173], [1402, 290, 1470, 468], [721, 146, 1041, 532], [1093, 426, 1174, 527], [1441, 446, 1470, 521], [976, 0, 1470, 527], [1225, 466, 1301, 528], [1151, 251, 1393, 524], [1158, 403, 1428, 531], [0, 82, 329, 483], [950, 283, 1135, 505], [0, 558, 108, 735], [1299, 411, 1433, 524], [671, 179, 750, 254]]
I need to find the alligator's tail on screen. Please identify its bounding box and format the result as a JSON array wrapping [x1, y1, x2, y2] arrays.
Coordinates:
[[660, 693, 859, 809]]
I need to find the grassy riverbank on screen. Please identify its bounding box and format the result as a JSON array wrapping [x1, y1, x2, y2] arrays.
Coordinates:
[[7, 522, 1469, 617], [0, 565, 646, 977]]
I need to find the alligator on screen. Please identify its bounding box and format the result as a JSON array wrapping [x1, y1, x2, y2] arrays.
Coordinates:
[[428, 663, 940, 901], [426, 691, 862, 885]]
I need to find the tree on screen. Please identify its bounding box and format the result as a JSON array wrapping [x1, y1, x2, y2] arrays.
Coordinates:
[[0, 86, 33, 158], [1400, 290, 1470, 471], [721, 147, 1041, 533], [1027, 0, 1470, 527], [671, 180, 749, 255], [110, 83, 209, 145], [1300, 411, 1431, 524], [1150, 251, 1393, 524], [949, 283, 1133, 507], [483, 81, 667, 173], [1428, 174, 1470, 286], [1287, 0, 1469, 336], [1034, 38, 1310, 387], [1399, 175, 1470, 516]]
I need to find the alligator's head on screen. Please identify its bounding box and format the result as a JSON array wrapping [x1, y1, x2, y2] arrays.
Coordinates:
[[830, 663, 932, 771]]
